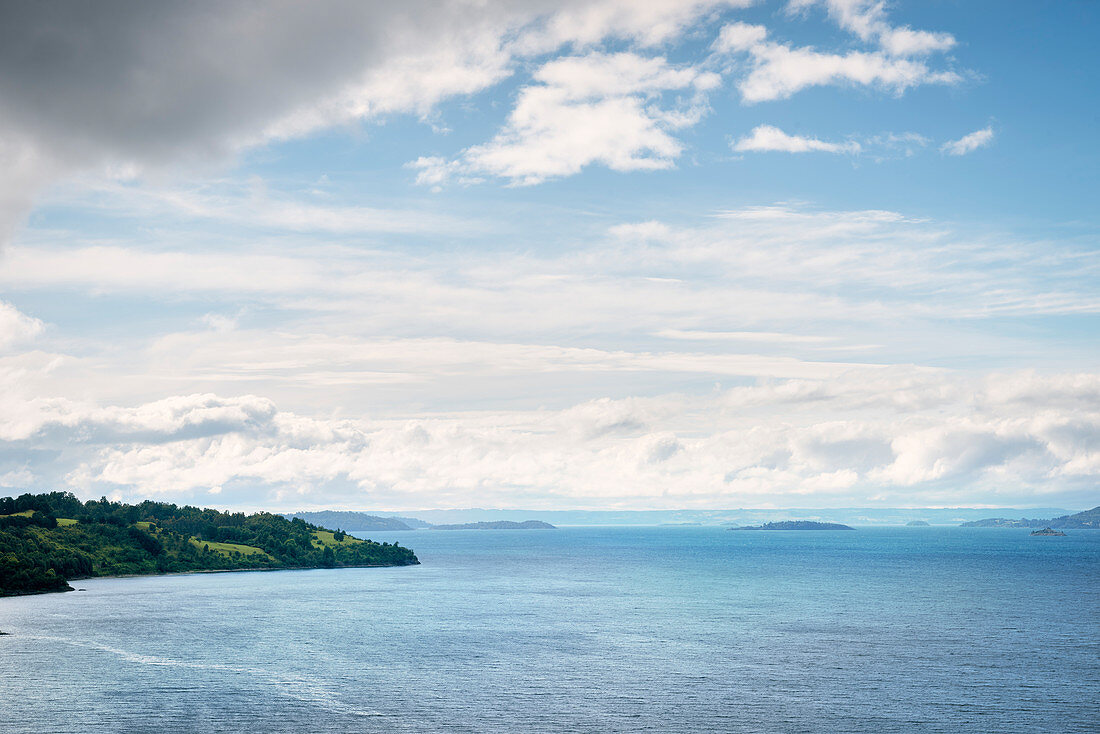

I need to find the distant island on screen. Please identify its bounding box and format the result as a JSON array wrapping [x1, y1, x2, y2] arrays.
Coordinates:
[[1030, 527, 1067, 537], [432, 520, 555, 530], [906, 520, 930, 526], [287, 511, 420, 531], [735, 521, 854, 531], [0, 492, 419, 597], [961, 518, 1043, 528], [960, 505, 1099, 529]]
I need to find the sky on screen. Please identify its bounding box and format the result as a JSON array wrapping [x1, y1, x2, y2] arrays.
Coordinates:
[[0, 0, 1098, 512]]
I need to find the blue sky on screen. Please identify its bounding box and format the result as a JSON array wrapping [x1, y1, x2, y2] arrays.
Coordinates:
[[0, 0, 1097, 511]]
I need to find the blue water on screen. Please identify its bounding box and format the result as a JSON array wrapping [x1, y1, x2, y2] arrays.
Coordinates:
[[2, 527, 1097, 733]]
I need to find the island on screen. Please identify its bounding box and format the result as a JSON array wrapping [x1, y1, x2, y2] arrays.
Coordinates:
[[960, 517, 1047, 528], [0, 491, 419, 597], [432, 520, 555, 530], [735, 521, 854, 531], [1030, 527, 1067, 537], [960, 505, 1100, 529], [286, 510, 418, 531], [906, 520, 930, 526]]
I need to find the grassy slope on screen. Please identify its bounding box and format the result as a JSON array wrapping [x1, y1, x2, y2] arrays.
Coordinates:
[[138, 521, 272, 561], [187, 537, 274, 559], [310, 530, 364, 548]]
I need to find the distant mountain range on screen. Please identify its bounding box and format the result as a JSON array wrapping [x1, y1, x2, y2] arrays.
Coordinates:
[[334, 507, 1076, 527], [289, 507, 1087, 528], [432, 520, 555, 530], [960, 506, 1100, 529]]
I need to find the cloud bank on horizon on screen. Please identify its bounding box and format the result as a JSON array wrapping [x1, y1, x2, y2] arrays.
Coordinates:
[[0, 0, 1097, 510]]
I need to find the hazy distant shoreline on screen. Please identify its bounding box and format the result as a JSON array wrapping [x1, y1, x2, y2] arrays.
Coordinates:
[[288, 506, 1083, 530]]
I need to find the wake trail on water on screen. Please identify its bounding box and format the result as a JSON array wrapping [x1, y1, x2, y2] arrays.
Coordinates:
[[22, 634, 399, 723]]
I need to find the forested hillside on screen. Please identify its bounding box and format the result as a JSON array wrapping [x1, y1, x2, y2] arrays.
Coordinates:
[[0, 492, 418, 596], [960, 505, 1100, 529]]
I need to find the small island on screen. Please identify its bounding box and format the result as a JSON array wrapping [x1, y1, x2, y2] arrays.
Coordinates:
[[735, 521, 854, 531], [0, 492, 419, 597], [432, 520, 555, 530], [906, 520, 930, 526], [1030, 527, 1067, 537]]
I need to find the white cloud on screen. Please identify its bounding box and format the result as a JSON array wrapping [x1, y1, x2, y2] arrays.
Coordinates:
[[736, 43, 960, 103], [530, 52, 713, 99], [516, 0, 754, 53], [1, 245, 329, 295], [731, 127, 932, 159], [658, 330, 833, 344], [787, 0, 956, 56], [733, 125, 861, 154], [402, 4, 962, 187], [879, 27, 956, 57], [1, 197, 1097, 509], [713, 22, 768, 52], [424, 52, 719, 186], [72, 179, 473, 235], [8, 203, 1096, 323], [3, 202, 1097, 432], [941, 126, 995, 156], [2, 370, 1099, 509], [716, 3, 960, 103], [0, 301, 44, 351], [406, 157, 474, 191]]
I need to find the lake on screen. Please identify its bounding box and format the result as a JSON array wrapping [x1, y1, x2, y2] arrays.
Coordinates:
[[2, 526, 1097, 733]]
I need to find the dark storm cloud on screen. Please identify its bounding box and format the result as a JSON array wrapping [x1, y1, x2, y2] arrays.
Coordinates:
[[0, 1, 446, 163]]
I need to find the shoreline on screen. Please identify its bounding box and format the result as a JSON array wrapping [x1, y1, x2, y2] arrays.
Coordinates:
[[1, 560, 421, 599], [80, 560, 420, 581], [0, 586, 75, 599]]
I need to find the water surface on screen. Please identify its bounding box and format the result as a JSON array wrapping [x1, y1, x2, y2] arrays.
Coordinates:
[[2, 526, 1097, 732]]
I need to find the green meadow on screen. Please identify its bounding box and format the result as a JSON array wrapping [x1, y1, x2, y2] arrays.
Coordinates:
[[310, 530, 363, 547], [188, 538, 273, 559]]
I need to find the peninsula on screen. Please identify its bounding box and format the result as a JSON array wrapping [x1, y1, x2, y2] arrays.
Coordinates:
[[736, 521, 854, 531], [432, 520, 555, 530], [0, 492, 419, 597], [960, 505, 1100, 529]]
